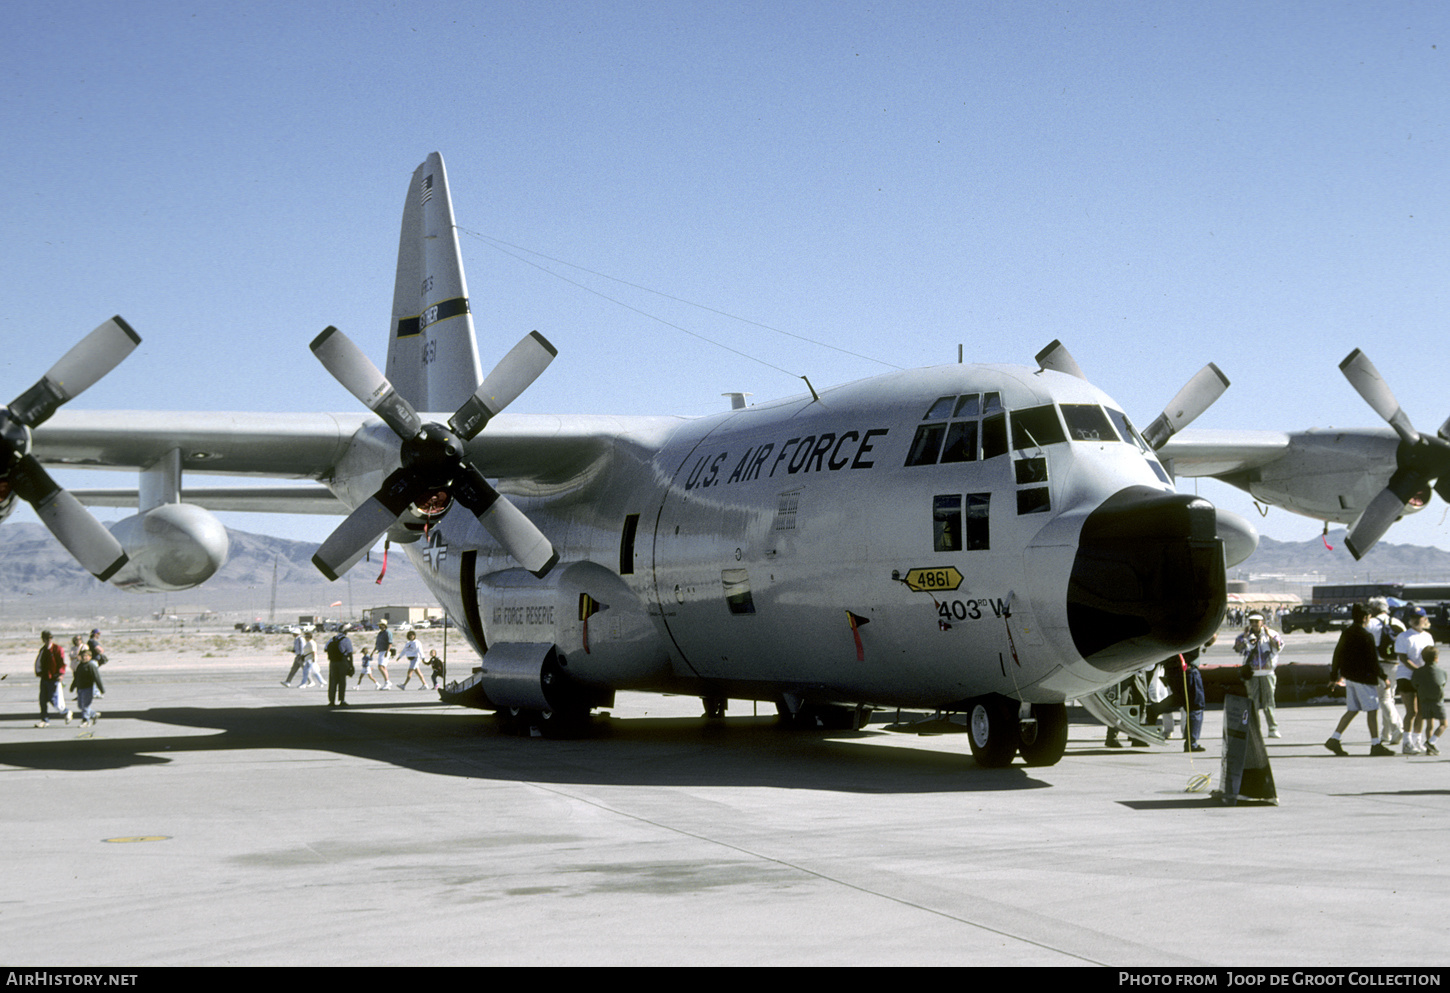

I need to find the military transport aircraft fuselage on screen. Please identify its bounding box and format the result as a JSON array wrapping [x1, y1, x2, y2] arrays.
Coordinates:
[[11, 151, 1448, 769]]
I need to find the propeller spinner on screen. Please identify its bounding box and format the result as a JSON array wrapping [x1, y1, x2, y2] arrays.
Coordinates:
[[1338, 349, 1450, 560], [309, 326, 559, 581], [0, 317, 140, 581]]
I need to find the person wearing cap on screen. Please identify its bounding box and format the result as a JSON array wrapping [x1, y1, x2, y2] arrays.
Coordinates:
[[1394, 607, 1434, 754], [86, 628, 109, 667], [325, 625, 355, 708], [1235, 612, 1284, 737], [1326, 604, 1395, 756]]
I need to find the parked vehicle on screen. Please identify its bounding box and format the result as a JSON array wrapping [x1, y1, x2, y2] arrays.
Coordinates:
[[1282, 604, 1352, 634]]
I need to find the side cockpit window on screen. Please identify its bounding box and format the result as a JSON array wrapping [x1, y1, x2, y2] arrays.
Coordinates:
[[906, 392, 1002, 467]]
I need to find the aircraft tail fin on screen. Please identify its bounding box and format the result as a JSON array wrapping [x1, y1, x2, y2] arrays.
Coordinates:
[[385, 152, 484, 413]]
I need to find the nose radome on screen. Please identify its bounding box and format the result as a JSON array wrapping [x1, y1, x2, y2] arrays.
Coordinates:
[[1066, 486, 1226, 674]]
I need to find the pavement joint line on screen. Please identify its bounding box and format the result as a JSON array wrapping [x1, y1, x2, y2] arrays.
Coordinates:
[[522, 779, 1112, 966]]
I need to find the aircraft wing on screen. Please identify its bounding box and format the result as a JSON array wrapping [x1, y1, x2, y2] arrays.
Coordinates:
[[1157, 429, 1293, 478], [1159, 425, 1404, 527], [33, 408, 687, 494], [31, 410, 367, 477]]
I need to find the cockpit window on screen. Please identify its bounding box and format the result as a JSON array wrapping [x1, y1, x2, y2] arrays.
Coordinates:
[[940, 420, 978, 463], [924, 396, 957, 420], [905, 423, 947, 466], [1105, 408, 1149, 452], [1009, 405, 1067, 450], [953, 394, 981, 418], [1062, 404, 1121, 443]]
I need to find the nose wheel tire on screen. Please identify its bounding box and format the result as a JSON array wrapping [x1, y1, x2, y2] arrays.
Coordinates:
[[967, 695, 1019, 768], [1017, 702, 1068, 767]]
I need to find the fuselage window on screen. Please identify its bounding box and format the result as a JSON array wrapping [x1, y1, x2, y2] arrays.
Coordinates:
[[906, 423, 947, 466], [1014, 457, 1051, 515], [966, 492, 991, 550], [1062, 404, 1120, 443], [1009, 404, 1067, 451], [1014, 457, 1048, 485], [933, 494, 963, 552], [1017, 487, 1051, 515]]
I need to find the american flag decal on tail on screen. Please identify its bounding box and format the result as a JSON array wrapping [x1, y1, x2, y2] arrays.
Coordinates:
[[420, 174, 433, 204]]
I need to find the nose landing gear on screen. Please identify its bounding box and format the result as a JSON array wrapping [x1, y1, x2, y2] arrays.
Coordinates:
[[966, 695, 1068, 768]]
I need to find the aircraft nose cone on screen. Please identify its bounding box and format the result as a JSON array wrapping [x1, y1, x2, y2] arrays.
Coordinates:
[[1067, 486, 1226, 674]]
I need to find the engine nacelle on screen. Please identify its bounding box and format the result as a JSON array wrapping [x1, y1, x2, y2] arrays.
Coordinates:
[[1223, 429, 1416, 525], [106, 503, 229, 592]]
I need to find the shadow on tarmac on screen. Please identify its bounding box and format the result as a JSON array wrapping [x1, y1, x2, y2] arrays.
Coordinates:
[[0, 703, 1051, 795]]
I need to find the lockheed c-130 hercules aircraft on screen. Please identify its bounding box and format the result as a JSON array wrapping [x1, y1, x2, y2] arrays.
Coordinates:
[[6, 152, 1450, 767]]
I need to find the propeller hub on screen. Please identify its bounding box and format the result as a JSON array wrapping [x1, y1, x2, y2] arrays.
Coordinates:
[[0, 408, 29, 462], [400, 422, 465, 470]]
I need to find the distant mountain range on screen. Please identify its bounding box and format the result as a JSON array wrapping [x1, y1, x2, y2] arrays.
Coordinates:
[[0, 522, 434, 620], [1234, 529, 1450, 585]]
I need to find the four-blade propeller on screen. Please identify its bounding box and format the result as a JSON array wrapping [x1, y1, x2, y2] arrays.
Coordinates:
[[308, 326, 560, 581], [1338, 349, 1450, 560], [0, 317, 140, 581]]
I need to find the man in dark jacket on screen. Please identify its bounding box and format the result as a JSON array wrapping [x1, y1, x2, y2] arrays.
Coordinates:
[[326, 627, 355, 708], [1326, 604, 1395, 756], [70, 647, 105, 726]]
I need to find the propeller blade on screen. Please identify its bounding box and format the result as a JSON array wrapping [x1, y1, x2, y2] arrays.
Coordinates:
[[1344, 467, 1430, 561], [449, 331, 558, 440], [9, 454, 127, 581], [1345, 488, 1409, 561], [453, 469, 557, 578], [9, 316, 141, 428], [1340, 349, 1420, 446], [310, 326, 423, 440], [1141, 363, 1231, 451], [311, 468, 420, 581], [1034, 339, 1086, 380]]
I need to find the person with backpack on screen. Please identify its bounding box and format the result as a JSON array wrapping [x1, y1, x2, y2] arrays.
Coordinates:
[[33, 630, 71, 727], [325, 626, 355, 708], [1366, 597, 1404, 745]]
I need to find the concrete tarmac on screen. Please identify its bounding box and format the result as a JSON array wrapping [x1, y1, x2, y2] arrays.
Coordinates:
[[1, 634, 1446, 968]]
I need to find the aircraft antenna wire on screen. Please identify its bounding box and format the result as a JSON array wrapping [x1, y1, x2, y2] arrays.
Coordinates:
[[460, 228, 904, 374]]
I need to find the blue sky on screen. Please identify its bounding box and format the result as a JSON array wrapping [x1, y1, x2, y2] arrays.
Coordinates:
[[3, 1, 1448, 562]]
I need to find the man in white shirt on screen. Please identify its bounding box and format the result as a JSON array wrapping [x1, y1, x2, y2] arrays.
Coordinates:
[[1394, 607, 1435, 754]]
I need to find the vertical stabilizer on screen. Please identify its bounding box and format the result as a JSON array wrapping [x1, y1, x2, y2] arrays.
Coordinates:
[[385, 152, 484, 413]]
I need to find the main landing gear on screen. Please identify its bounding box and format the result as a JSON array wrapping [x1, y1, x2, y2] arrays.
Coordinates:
[[966, 695, 1067, 768]]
